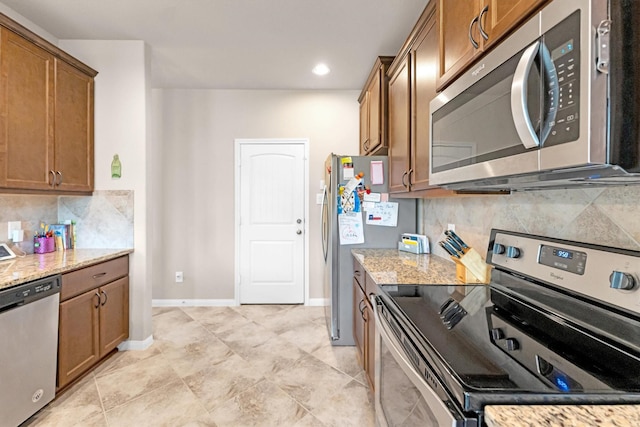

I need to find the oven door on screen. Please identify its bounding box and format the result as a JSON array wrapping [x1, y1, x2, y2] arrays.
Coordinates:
[[374, 297, 475, 427]]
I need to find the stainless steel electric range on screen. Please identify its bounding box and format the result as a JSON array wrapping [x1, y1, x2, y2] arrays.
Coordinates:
[[374, 229, 640, 426]]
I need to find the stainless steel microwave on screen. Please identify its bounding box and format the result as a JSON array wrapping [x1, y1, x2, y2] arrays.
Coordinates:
[[430, 0, 640, 191]]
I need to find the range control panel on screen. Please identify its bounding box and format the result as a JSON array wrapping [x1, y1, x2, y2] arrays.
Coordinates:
[[487, 229, 640, 315]]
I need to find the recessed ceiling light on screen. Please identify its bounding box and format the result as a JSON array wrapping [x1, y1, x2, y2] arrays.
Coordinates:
[[312, 63, 330, 76]]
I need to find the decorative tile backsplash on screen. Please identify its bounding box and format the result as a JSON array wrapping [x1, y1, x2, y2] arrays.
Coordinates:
[[0, 190, 134, 253], [59, 191, 134, 249], [420, 186, 640, 261]]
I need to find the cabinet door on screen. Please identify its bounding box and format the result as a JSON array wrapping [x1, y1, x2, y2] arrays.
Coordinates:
[[54, 59, 94, 192], [58, 289, 100, 389], [367, 70, 382, 154], [0, 28, 55, 190], [387, 55, 411, 194], [359, 93, 370, 155], [99, 276, 129, 357], [411, 14, 437, 192], [481, 0, 547, 50], [437, 0, 483, 89]]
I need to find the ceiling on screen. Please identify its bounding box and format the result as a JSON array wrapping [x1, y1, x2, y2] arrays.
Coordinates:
[[1, 0, 429, 90]]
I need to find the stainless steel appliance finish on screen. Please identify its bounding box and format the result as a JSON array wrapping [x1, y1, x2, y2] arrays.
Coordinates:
[[429, 0, 640, 191], [375, 230, 640, 425], [0, 275, 61, 427], [321, 154, 415, 345]]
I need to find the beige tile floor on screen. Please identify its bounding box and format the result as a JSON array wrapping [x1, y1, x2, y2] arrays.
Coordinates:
[[25, 305, 375, 427]]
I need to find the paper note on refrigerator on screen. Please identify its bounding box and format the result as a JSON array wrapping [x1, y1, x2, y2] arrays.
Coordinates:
[[339, 212, 365, 245], [365, 202, 398, 227], [370, 160, 384, 185]]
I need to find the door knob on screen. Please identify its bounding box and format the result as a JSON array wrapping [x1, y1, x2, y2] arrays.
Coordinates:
[[296, 230, 302, 235], [297, 219, 302, 224]]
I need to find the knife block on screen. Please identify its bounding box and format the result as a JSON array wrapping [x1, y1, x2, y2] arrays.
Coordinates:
[[452, 247, 491, 284]]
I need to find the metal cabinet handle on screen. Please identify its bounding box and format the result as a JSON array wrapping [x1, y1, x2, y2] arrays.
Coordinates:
[[94, 292, 101, 308], [363, 140, 370, 152], [401, 171, 408, 187], [101, 290, 108, 306], [49, 170, 56, 187], [93, 272, 107, 279], [296, 230, 302, 235], [469, 15, 480, 49], [56, 171, 63, 186], [478, 6, 489, 41], [407, 169, 414, 189], [358, 299, 365, 313]]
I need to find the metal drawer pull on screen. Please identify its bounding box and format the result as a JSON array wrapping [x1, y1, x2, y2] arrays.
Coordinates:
[[92, 272, 107, 279], [56, 171, 63, 186], [101, 290, 108, 306], [49, 170, 56, 187]]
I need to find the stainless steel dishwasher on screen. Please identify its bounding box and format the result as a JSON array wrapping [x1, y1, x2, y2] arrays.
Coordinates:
[[0, 275, 61, 427]]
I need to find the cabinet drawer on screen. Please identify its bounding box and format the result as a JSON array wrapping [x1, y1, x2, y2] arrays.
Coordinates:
[[61, 256, 128, 301], [353, 258, 365, 290]]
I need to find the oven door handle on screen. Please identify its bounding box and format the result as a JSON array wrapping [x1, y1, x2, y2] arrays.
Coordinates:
[[374, 301, 467, 426], [511, 40, 541, 149]]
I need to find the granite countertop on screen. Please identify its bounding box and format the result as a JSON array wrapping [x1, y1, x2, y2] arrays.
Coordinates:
[[0, 248, 133, 291], [352, 248, 640, 426], [351, 248, 459, 285], [485, 405, 640, 427]]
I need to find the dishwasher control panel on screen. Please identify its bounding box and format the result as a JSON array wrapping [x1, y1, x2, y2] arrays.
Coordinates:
[[0, 275, 61, 312]]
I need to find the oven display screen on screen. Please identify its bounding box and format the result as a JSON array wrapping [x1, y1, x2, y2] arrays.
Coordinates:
[[538, 245, 587, 275], [553, 249, 573, 259]]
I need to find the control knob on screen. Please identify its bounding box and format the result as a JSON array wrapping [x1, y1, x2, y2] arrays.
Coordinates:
[[505, 338, 520, 352], [490, 328, 504, 341], [506, 246, 521, 259], [609, 271, 636, 290], [493, 243, 506, 255]]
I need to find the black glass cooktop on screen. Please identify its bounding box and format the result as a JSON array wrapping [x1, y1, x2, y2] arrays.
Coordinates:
[[378, 280, 640, 410]]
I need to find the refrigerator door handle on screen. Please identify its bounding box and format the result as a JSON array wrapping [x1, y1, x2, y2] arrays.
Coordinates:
[[321, 185, 329, 261]]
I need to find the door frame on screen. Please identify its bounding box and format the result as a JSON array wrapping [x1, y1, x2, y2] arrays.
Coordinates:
[[234, 138, 310, 306]]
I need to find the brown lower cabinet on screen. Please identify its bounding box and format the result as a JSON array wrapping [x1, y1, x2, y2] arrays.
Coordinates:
[[57, 256, 129, 390], [353, 258, 375, 390]]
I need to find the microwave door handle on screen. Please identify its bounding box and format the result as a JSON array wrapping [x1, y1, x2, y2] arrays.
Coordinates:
[[539, 42, 559, 144], [511, 40, 541, 149]]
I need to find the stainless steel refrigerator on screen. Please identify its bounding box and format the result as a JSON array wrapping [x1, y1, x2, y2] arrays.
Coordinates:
[[321, 153, 416, 345]]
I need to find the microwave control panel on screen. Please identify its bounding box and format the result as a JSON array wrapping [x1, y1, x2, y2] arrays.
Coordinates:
[[543, 10, 581, 147]]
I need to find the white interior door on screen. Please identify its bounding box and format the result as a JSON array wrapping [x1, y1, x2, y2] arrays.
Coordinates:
[[238, 141, 306, 304]]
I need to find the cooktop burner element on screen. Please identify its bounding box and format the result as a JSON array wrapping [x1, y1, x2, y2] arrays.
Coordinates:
[[377, 229, 640, 418]]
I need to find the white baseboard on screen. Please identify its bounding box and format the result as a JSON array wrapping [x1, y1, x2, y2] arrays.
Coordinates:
[[152, 299, 238, 307], [118, 335, 154, 351], [152, 298, 328, 307]]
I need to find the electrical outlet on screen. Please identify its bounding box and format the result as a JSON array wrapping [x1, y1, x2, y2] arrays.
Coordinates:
[[447, 223, 455, 232], [175, 271, 184, 283], [7, 221, 21, 238]]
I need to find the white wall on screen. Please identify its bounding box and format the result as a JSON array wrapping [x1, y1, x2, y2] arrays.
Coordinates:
[[58, 40, 153, 346], [152, 89, 359, 303]]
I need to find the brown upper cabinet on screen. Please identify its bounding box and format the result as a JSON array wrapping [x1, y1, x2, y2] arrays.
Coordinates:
[[387, 3, 455, 197], [437, 0, 547, 90], [358, 56, 394, 156], [0, 15, 97, 193]]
